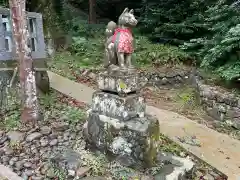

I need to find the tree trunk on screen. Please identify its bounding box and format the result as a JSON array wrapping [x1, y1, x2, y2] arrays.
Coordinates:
[[9, 0, 40, 125], [89, 0, 96, 24]]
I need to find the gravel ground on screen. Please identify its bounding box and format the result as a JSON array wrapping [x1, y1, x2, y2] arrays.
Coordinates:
[[0, 89, 227, 179]]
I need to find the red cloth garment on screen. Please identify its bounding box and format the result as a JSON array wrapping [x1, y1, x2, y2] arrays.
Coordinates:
[[112, 28, 134, 53]]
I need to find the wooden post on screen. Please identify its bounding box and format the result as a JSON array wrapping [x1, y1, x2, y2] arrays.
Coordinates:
[[9, 0, 40, 124]]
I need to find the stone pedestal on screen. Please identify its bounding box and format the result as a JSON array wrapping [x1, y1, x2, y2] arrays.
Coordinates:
[[84, 68, 160, 167], [97, 68, 140, 94]]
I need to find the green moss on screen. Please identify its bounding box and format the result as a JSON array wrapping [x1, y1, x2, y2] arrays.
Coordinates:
[[143, 118, 160, 167]]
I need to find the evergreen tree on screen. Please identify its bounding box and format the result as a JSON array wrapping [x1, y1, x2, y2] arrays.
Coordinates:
[[182, 0, 240, 80], [138, 0, 214, 44]]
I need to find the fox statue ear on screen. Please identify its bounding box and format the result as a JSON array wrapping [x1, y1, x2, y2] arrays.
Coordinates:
[[122, 7, 129, 14], [129, 9, 134, 14]]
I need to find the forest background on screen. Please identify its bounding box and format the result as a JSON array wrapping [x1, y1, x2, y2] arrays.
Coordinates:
[[0, 0, 240, 89]]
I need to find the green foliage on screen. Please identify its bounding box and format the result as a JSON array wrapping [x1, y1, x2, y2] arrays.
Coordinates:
[[1, 111, 21, 131], [174, 87, 198, 110], [109, 163, 140, 179], [79, 150, 107, 175], [51, 165, 67, 180], [134, 36, 190, 67], [60, 105, 86, 124], [182, 1, 240, 81], [138, 0, 214, 44], [71, 36, 104, 65], [0, 0, 8, 7], [158, 134, 183, 156]]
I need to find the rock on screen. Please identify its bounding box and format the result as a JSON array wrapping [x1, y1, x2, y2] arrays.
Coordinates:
[[0, 135, 8, 144], [0, 130, 4, 137], [40, 164, 49, 175], [50, 149, 82, 175], [26, 132, 42, 142], [232, 118, 240, 129], [76, 167, 90, 178], [206, 107, 222, 121], [141, 175, 154, 180], [46, 168, 55, 178], [88, 72, 96, 79], [7, 131, 24, 143], [49, 132, 58, 139], [68, 169, 75, 176], [1, 155, 10, 163], [52, 121, 69, 131], [31, 175, 44, 180], [15, 161, 24, 170], [40, 126, 52, 135], [203, 173, 215, 180], [24, 162, 33, 168], [116, 154, 136, 167], [40, 137, 49, 147], [9, 157, 18, 166], [155, 152, 194, 180], [49, 139, 58, 146], [24, 169, 34, 176], [70, 133, 76, 140], [85, 112, 160, 167], [4, 147, 14, 155], [80, 176, 106, 180]]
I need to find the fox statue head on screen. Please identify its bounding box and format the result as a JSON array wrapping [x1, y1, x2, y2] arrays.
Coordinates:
[[118, 8, 138, 28]]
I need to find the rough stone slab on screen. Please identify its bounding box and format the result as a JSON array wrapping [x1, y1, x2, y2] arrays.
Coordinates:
[[84, 112, 160, 167], [97, 70, 141, 94], [0, 164, 23, 180], [156, 152, 194, 180], [92, 91, 145, 121]]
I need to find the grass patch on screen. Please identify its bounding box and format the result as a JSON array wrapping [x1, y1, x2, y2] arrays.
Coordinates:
[[48, 35, 190, 77], [173, 87, 198, 109], [0, 88, 86, 131]]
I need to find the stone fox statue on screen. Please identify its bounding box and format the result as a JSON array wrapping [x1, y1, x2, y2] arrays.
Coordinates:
[[104, 8, 138, 69]]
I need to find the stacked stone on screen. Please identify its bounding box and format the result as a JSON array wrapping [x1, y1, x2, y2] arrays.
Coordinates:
[[83, 68, 160, 167]]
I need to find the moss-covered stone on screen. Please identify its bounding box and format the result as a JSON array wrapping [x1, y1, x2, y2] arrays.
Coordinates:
[[97, 69, 141, 95], [84, 111, 160, 167], [92, 91, 145, 121]]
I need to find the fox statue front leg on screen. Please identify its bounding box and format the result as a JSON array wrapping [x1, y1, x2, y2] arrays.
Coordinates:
[[116, 52, 125, 69], [125, 53, 133, 68]]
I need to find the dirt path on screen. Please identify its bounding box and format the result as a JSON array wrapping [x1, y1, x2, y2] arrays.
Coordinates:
[[48, 71, 240, 180]]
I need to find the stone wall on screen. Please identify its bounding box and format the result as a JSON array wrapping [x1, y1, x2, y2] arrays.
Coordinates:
[[142, 68, 240, 129], [138, 68, 193, 88], [194, 77, 240, 129]]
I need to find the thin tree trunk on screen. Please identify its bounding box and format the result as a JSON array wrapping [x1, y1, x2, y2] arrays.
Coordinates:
[[9, 0, 40, 124], [89, 0, 96, 24]]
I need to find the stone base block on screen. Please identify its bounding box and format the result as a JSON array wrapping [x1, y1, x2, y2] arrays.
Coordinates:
[[83, 112, 160, 167], [97, 69, 140, 94], [155, 152, 195, 180], [92, 91, 146, 121]]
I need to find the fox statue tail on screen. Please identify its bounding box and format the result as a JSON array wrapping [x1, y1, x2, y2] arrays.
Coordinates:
[[105, 21, 117, 39]]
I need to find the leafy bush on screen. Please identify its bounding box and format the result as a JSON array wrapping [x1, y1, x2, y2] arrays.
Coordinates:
[[138, 0, 214, 44], [69, 18, 105, 38], [181, 1, 240, 81], [70, 36, 104, 66], [134, 36, 190, 67]]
